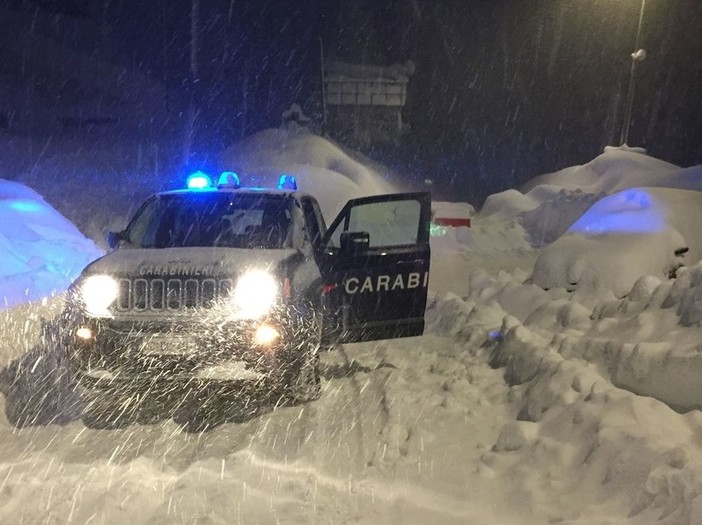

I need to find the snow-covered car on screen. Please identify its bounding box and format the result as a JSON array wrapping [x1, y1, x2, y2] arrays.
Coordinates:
[[61, 173, 431, 427]]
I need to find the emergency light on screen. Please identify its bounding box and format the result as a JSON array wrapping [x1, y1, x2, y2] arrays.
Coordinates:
[[186, 171, 213, 189], [218, 171, 241, 188], [277, 174, 298, 190]]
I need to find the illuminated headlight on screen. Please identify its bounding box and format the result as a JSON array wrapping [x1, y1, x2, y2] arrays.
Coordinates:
[[231, 270, 278, 320], [253, 324, 281, 347], [80, 275, 119, 317]]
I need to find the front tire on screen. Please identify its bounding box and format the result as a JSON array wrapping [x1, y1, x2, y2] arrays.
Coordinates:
[[286, 351, 321, 404], [280, 312, 322, 405], [80, 389, 134, 429]]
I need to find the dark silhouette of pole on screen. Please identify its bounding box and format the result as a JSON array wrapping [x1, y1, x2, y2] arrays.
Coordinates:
[[320, 37, 328, 136], [620, 0, 647, 146]]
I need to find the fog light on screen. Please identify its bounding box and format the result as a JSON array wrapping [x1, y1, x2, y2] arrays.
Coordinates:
[[253, 324, 280, 347], [76, 327, 93, 340]]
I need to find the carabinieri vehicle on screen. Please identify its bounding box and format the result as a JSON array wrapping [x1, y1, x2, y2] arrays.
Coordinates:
[[62, 172, 431, 428]]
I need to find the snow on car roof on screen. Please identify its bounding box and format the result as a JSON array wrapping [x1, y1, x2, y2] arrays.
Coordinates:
[[156, 186, 305, 198]]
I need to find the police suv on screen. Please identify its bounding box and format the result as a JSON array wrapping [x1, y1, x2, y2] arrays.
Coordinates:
[[62, 172, 431, 427]]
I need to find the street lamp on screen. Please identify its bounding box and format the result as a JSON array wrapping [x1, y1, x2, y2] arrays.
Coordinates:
[[619, 0, 647, 146]]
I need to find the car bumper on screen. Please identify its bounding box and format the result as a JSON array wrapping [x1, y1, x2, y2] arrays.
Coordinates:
[[64, 316, 295, 392]]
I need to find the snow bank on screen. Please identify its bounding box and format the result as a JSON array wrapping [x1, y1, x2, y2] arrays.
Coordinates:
[[520, 147, 680, 194], [490, 317, 702, 524], [220, 126, 397, 221], [485, 149, 702, 295], [432, 263, 702, 522], [531, 186, 702, 296], [531, 189, 686, 296], [0, 179, 102, 308]]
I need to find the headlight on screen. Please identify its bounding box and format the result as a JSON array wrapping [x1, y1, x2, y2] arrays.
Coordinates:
[[232, 270, 278, 320], [80, 275, 119, 317]]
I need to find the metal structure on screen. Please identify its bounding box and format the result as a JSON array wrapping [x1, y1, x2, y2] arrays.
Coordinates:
[[620, 0, 647, 146], [323, 62, 411, 149]]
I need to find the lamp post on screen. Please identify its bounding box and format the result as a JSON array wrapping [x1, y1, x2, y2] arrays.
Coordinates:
[[619, 0, 647, 146]]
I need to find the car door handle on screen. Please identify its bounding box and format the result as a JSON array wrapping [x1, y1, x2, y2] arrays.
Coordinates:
[[397, 259, 425, 266]]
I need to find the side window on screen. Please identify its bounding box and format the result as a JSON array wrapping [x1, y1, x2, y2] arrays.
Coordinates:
[[328, 198, 422, 249], [127, 199, 160, 247], [301, 197, 327, 247]]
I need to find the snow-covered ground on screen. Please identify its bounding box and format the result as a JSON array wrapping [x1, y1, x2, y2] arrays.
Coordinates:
[[2, 131, 702, 523]]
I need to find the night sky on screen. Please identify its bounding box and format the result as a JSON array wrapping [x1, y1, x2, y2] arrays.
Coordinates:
[[3, 0, 702, 205]]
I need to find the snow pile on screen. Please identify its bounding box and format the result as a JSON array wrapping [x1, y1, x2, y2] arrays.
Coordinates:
[[0, 179, 102, 308], [478, 148, 702, 294], [14, 127, 398, 246], [220, 126, 398, 220], [491, 318, 702, 524], [520, 147, 681, 194], [531, 188, 690, 296], [430, 264, 702, 522]]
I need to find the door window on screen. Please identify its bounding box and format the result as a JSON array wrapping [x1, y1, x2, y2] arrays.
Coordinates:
[[301, 196, 327, 247], [328, 199, 421, 249]]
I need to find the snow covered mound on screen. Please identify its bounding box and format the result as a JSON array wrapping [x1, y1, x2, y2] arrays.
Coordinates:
[[500, 148, 702, 239], [477, 148, 702, 295], [431, 262, 702, 521], [531, 188, 692, 297], [0, 179, 102, 308], [220, 126, 397, 221], [520, 147, 681, 194]]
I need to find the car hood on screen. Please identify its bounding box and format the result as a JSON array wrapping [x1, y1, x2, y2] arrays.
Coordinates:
[[80, 247, 302, 279]]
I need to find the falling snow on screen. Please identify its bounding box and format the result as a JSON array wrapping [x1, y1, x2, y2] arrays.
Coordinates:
[[2, 1, 702, 523], [1, 133, 702, 522]]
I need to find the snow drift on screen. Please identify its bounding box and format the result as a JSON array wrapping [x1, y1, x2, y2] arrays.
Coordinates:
[[219, 125, 398, 220], [0, 179, 101, 308]]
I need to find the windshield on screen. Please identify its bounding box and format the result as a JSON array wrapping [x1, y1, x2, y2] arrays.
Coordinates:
[[126, 192, 292, 249]]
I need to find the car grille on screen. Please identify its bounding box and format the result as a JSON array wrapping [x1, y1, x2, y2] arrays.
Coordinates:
[[114, 278, 234, 313]]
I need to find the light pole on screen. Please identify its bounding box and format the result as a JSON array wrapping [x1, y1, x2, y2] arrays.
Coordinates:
[[619, 0, 647, 146]]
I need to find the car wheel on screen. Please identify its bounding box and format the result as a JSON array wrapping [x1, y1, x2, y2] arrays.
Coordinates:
[[80, 391, 134, 429], [173, 408, 217, 433], [282, 314, 322, 405], [286, 351, 321, 404]]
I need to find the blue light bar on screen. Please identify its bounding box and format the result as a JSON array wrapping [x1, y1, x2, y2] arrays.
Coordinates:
[[217, 171, 241, 188], [277, 174, 298, 190], [186, 171, 213, 190]]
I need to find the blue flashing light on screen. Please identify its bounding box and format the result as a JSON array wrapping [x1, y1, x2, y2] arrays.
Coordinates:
[[186, 171, 213, 190], [217, 171, 241, 188], [277, 174, 298, 191]]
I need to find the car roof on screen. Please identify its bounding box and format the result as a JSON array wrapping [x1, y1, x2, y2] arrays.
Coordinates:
[[155, 187, 313, 201]]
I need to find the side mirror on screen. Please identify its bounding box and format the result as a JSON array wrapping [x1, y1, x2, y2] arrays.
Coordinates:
[[339, 231, 370, 256], [107, 230, 125, 249]]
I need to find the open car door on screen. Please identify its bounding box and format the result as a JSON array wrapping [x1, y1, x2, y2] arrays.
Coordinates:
[[319, 192, 431, 343]]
